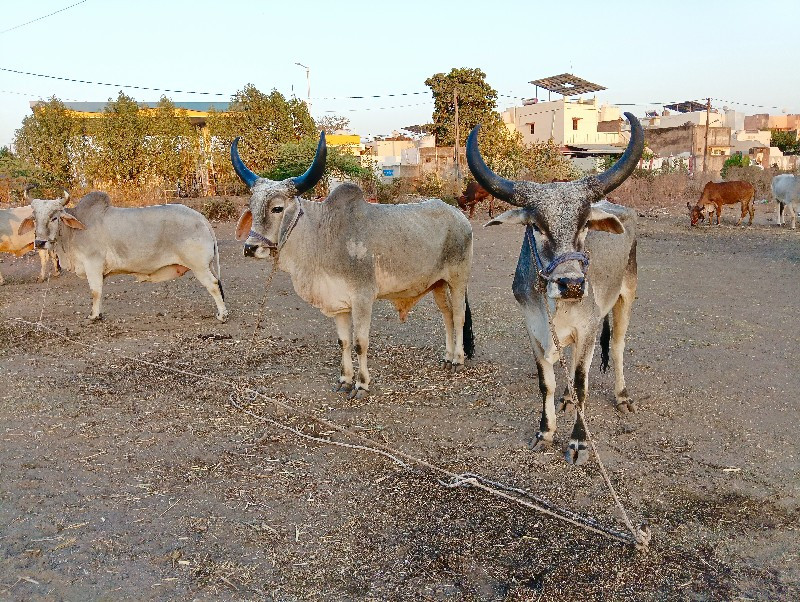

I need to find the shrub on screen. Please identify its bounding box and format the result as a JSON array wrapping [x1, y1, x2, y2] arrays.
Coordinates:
[[201, 197, 238, 221]]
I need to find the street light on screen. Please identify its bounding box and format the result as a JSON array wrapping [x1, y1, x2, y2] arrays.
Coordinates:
[[295, 62, 310, 109]]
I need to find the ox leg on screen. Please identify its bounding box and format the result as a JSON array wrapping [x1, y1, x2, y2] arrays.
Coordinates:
[[715, 206, 722, 226], [791, 203, 798, 230], [51, 251, 60, 278], [350, 299, 374, 400], [0, 267, 4, 285], [85, 267, 104, 321], [610, 291, 636, 415], [333, 312, 354, 394], [777, 202, 784, 226], [532, 358, 557, 451], [193, 266, 228, 322], [432, 284, 455, 367], [37, 250, 48, 282], [448, 282, 468, 371], [565, 338, 596, 466], [488, 196, 495, 219]]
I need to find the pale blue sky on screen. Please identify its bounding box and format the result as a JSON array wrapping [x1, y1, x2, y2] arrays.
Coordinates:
[[2, 0, 798, 148]]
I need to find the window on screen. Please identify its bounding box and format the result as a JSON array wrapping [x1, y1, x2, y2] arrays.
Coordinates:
[[530, 123, 535, 134], [572, 117, 580, 131]]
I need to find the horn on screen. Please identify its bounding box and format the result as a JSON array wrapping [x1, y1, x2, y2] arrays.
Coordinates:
[[291, 131, 327, 195], [61, 190, 70, 206], [230, 137, 260, 188], [593, 112, 644, 196], [466, 125, 515, 203]]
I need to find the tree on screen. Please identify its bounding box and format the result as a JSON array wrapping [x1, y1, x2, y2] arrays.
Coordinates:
[[206, 84, 316, 190], [266, 137, 374, 196], [315, 114, 351, 133], [87, 92, 150, 186], [424, 67, 499, 147], [146, 97, 200, 190], [770, 129, 799, 154], [13, 96, 86, 189]]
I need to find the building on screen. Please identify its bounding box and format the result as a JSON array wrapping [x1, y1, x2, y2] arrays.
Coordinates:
[[502, 97, 624, 147]]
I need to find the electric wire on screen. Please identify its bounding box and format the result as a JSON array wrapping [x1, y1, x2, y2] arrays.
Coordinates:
[[0, 1, 89, 35]]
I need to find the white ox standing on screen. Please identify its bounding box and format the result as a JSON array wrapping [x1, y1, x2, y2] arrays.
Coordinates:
[[231, 133, 474, 399], [18, 191, 228, 322], [771, 173, 800, 229], [466, 112, 644, 465], [0, 193, 62, 284]]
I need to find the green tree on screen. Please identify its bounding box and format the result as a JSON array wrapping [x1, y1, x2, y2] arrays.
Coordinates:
[[315, 114, 351, 133], [12, 96, 86, 189], [146, 97, 199, 190], [206, 85, 316, 190], [87, 92, 150, 186], [425, 67, 499, 147], [266, 137, 374, 196], [770, 129, 799, 154]]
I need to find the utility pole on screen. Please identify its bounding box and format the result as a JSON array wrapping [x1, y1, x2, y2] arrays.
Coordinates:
[[295, 62, 311, 109], [453, 88, 461, 182], [702, 97, 711, 173]]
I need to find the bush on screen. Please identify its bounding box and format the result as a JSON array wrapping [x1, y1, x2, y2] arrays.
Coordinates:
[[201, 197, 238, 221]]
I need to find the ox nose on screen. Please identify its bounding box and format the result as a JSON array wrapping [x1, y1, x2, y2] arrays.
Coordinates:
[[34, 240, 47, 250], [555, 276, 585, 299], [243, 243, 258, 257]]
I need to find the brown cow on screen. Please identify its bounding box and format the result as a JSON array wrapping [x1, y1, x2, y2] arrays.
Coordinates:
[[687, 181, 755, 227], [458, 181, 494, 219]]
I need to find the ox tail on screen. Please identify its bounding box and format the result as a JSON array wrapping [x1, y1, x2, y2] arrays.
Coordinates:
[[463, 292, 475, 359], [209, 225, 225, 302], [599, 314, 611, 373]]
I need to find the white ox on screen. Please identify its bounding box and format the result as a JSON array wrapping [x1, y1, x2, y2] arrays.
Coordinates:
[[0, 201, 60, 284], [18, 191, 228, 322], [466, 112, 643, 465], [771, 173, 800, 229], [231, 133, 474, 399]]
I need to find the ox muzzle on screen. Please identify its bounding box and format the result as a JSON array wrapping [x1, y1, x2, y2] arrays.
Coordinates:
[[243, 230, 276, 258], [34, 239, 48, 250], [527, 226, 590, 300]]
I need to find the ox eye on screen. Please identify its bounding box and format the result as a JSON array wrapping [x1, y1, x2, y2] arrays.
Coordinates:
[[271, 206, 284, 214], [50, 216, 58, 222]]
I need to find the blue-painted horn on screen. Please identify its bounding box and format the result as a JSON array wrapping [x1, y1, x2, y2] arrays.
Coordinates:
[[466, 125, 515, 202], [594, 112, 644, 196], [230, 137, 259, 188], [291, 131, 327, 195]]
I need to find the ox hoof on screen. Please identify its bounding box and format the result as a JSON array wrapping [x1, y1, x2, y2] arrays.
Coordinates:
[[531, 431, 554, 452], [558, 399, 575, 414], [565, 441, 589, 465], [615, 400, 637, 415], [216, 311, 229, 323], [442, 360, 453, 371], [348, 386, 369, 400], [333, 380, 353, 394], [88, 314, 103, 322], [450, 362, 465, 374]]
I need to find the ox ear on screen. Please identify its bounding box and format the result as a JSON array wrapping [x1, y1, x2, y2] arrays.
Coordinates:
[[236, 209, 253, 241], [60, 213, 85, 230], [484, 208, 530, 227], [17, 216, 35, 236], [587, 207, 625, 234]]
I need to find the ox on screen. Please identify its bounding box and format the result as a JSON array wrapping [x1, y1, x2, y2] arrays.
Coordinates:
[[458, 181, 494, 219], [1, 203, 59, 284], [18, 191, 227, 322], [232, 133, 474, 399], [466, 112, 643, 465], [687, 181, 755, 227], [771, 173, 800, 229]]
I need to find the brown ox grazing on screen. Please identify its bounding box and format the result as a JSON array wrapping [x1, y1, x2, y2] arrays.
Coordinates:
[[687, 181, 755, 227], [458, 181, 494, 219]]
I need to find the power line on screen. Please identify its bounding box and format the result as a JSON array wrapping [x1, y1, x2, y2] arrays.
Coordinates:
[[0, 1, 89, 35]]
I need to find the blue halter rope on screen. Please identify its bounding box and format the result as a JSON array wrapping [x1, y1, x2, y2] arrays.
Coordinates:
[[525, 225, 590, 281]]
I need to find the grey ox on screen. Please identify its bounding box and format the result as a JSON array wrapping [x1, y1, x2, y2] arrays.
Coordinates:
[[771, 173, 800, 229], [466, 112, 643, 465], [1, 200, 60, 284], [231, 133, 474, 399], [18, 191, 228, 322]]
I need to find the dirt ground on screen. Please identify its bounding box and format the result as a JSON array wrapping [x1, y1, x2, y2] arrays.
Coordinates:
[[1, 199, 798, 601]]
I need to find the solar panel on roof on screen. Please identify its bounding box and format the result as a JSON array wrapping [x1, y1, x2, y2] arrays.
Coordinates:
[[528, 73, 606, 96]]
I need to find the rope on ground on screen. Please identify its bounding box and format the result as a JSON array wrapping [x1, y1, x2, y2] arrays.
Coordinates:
[[9, 315, 649, 550]]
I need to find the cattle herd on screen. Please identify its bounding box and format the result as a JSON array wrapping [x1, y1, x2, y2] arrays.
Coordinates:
[[1, 113, 797, 465]]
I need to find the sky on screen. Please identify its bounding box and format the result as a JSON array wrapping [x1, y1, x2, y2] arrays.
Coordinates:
[[2, 0, 799, 148]]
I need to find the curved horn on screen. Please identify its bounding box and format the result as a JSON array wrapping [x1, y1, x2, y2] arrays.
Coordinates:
[[291, 131, 327, 195], [466, 125, 515, 202], [593, 112, 644, 196], [61, 190, 70, 206], [230, 137, 260, 188]]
